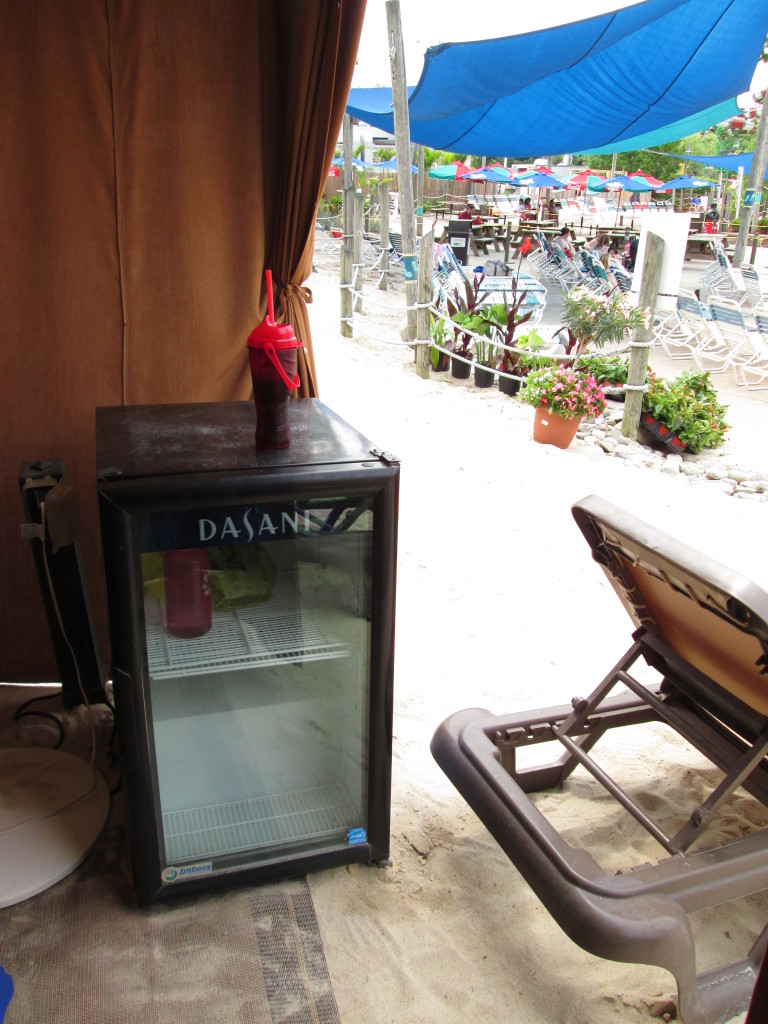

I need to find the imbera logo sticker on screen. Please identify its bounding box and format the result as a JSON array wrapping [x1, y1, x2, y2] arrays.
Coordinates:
[[162, 862, 212, 884]]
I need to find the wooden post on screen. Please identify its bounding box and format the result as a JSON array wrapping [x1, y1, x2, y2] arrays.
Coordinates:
[[353, 189, 363, 313], [340, 113, 355, 338], [340, 243, 353, 338], [733, 96, 768, 265], [416, 144, 425, 238], [378, 179, 390, 290], [386, 0, 417, 340], [621, 231, 664, 439], [342, 113, 354, 242], [416, 228, 434, 379], [504, 221, 512, 263]]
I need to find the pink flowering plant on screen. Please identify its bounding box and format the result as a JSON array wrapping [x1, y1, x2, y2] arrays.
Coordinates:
[[519, 363, 607, 421], [560, 286, 652, 354]]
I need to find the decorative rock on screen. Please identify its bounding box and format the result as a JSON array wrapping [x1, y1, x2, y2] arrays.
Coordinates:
[[574, 419, 768, 496], [598, 437, 619, 453], [713, 480, 736, 495]]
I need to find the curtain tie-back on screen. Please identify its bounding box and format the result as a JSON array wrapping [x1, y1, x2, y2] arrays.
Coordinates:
[[284, 283, 313, 307]]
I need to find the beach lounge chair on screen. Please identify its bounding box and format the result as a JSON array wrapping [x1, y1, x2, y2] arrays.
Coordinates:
[[652, 300, 695, 361], [579, 249, 614, 294], [702, 241, 748, 305], [548, 243, 584, 289], [673, 289, 730, 368], [733, 302, 768, 390], [432, 494, 768, 1024], [591, 195, 613, 220], [494, 194, 515, 216], [707, 296, 763, 378], [387, 231, 404, 263], [528, 233, 569, 287], [740, 264, 768, 312]]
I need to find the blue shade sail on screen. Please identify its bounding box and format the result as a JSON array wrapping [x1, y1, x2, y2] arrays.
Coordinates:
[[664, 152, 768, 179], [346, 0, 768, 157], [582, 97, 741, 153]]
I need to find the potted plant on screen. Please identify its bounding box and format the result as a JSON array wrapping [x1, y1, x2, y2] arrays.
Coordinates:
[[758, 217, 768, 236], [575, 353, 629, 399], [445, 273, 486, 379], [468, 304, 509, 387], [491, 276, 536, 395], [560, 286, 651, 354], [641, 370, 729, 453], [519, 363, 606, 449], [429, 313, 451, 372]]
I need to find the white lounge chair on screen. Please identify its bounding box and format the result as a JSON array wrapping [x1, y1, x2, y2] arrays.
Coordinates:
[[673, 290, 731, 371], [740, 263, 768, 312], [703, 241, 748, 305], [708, 295, 764, 379], [734, 302, 768, 389]]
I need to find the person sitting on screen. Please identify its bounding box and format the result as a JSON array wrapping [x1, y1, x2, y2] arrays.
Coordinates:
[[606, 245, 632, 290], [519, 197, 534, 221], [554, 226, 575, 259], [458, 203, 482, 225], [547, 198, 558, 218], [622, 236, 639, 272], [585, 232, 610, 256]]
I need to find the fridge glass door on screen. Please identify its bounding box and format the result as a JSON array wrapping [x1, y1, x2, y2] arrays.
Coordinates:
[[136, 494, 373, 870]]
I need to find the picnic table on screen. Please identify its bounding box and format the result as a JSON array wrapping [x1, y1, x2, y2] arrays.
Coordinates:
[[470, 218, 507, 255]]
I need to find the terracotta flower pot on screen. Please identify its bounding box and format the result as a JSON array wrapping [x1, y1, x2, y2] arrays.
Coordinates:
[[532, 406, 581, 449]]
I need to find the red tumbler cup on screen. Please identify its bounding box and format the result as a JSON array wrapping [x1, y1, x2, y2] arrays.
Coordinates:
[[247, 270, 303, 450]]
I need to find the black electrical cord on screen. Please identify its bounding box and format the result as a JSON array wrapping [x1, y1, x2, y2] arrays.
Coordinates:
[[12, 691, 66, 748]]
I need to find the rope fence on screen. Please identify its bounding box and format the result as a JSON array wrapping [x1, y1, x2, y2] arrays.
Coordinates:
[[318, 216, 657, 396]]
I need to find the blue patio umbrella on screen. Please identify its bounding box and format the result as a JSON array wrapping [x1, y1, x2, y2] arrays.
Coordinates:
[[593, 174, 654, 192], [510, 171, 566, 189], [375, 157, 418, 173], [658, 175, 716, 189], [458, 167, 514, 183], [331, 156, 370, 170]]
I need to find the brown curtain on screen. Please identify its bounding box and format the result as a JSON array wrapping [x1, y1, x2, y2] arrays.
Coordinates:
[[0, 0, 366, 681]]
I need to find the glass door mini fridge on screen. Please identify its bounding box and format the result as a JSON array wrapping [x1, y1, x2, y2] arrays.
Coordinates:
[[96, 399, 399, 904]]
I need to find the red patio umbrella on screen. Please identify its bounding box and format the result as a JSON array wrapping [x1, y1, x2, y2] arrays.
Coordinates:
[[427, 161, 472, 180], [628, 170, 663, 187], [566, 169, 606, 189]]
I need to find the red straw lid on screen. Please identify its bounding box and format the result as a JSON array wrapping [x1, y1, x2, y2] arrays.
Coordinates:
[[247, 268, 300, 348], [247, 319, 297, 348]]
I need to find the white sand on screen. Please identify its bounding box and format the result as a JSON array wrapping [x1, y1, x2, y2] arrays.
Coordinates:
[[303, 244, 768, 1024]]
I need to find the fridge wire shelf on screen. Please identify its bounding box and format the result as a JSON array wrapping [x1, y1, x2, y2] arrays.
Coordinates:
[[162, 783, 359, 862], [145, 573, 351, 679]]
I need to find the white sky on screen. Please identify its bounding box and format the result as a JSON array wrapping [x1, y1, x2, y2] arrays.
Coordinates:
[[352, 0, 768, 102]]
